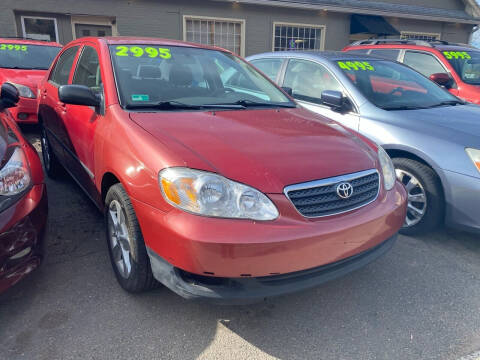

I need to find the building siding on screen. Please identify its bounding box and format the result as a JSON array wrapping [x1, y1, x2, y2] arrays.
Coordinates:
[[0, 0, 475, 53]]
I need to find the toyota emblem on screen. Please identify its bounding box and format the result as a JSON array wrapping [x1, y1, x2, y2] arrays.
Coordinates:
[[336, 182, 354, 199]]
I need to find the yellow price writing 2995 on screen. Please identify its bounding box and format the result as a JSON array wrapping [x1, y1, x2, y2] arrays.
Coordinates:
[[337, 61, 374, 71], [115, 46, 172, 59], [0, 44, 28, 51]]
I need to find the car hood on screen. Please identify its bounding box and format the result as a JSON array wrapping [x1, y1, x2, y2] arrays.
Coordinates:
[[129, 108, 377, 193], [391, 104, 480, 140], [0, 68, 47, 90]]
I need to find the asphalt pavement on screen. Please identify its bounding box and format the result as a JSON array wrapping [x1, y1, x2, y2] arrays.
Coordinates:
[[1, 129, 479, 360]]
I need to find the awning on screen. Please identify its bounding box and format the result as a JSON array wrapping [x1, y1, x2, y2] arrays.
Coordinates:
[[350, 14, 400, 36]]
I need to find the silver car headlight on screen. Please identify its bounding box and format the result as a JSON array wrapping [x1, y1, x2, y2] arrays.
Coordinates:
[[159, 168, 279, 220], [378, 147, 396, 191], [466, 148, 480, 173], [9, 82, 36, 99]]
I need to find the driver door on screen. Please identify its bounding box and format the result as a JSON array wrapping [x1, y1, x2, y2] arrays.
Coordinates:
[[281, 58, 360, 131], [62, 44, 104, 203]]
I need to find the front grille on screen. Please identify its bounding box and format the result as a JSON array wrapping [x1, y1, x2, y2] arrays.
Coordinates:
[[284, 170, 380, 218]]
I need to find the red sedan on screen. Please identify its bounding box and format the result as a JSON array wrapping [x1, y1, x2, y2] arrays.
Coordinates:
[[0, 38, 61, 124], [38, 37, 406, 303], [0, 83, 48, 294]]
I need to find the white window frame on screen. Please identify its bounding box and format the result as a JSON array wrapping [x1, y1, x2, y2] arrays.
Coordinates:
[[272, 22, 326, 52], [400, 31, 441, 41], [182, 15, 246, 57], [71, 15, 118, 40], [21, 15, 59, 42]]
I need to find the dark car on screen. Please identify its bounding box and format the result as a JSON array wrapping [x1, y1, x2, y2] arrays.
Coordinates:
[[0, 83, 48, 294]]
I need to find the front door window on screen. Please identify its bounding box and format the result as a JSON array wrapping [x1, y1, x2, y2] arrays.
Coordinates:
[[283, 59, 343, 104]]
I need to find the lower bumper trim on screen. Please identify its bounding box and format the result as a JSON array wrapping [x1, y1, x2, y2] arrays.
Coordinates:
[[147, 233, 397, 304]]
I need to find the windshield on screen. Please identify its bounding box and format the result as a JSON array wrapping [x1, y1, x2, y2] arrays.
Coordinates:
[[336, 59, 460, 110], [441, 49, 480, 85], [0, 43, 61, 70], [109, 45, 294, 110]]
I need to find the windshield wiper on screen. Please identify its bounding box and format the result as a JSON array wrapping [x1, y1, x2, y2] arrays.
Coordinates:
[[209, 99, 296, 108], [425, 100, 466, 108], [383, 105, 430, 111], [125, 100, 245, 110]]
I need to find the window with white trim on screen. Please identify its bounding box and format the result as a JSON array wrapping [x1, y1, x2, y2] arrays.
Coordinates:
[[21, 16, 59, 42], [274, 23, 324, 51], [400, 32, 440, 42], [184, 17, 244, 55]]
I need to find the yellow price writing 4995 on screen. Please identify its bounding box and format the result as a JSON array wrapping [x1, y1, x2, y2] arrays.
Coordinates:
[[115, 46, 172, 59], [337, 61, 374, 71]]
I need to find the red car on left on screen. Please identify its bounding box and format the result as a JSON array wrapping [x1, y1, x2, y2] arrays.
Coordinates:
[[0, 38, 61, 124], [0, 83, 48, 294]]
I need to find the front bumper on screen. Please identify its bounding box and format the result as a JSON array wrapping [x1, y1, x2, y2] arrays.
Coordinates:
[[147, 233, 397, 304], [134, 182, 406, 279], [0, 184, 48, 294], [8, 97, 39, 124], [444, 170, 480, 233]]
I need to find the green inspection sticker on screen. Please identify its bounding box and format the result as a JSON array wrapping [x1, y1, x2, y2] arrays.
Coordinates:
[[131, 94, 150, 101]]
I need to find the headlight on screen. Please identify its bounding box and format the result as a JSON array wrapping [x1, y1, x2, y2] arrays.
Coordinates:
[[378, 147, 396, 191], [0, 147, 31, 212], [9, 82, 35, 99], [159, 168, 279, 220], [466, 148, 480, 173]]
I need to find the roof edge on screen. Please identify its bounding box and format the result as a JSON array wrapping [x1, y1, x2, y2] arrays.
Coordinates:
[[215, 0, 480, 24]]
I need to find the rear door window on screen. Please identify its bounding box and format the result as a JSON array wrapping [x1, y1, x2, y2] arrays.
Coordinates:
[[49, 46, 79, 86], [250, 58, 283, 82], [369, 49, 400, 61], [403, 51, 446, 77]]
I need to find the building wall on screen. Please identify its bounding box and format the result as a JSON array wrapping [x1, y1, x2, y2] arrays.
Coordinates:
[[388, 17, 472, 43], [0, 0, 474, 54]]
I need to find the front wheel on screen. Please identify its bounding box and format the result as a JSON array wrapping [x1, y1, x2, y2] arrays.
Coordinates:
[[105, 183, 158, 292], [393, 158, 444, 236]]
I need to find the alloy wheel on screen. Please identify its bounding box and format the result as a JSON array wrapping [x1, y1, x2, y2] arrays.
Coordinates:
[[396, 169, 427, 227], [107, 199, 133, 278]]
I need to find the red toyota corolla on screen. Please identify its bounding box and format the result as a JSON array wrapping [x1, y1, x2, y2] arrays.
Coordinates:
[[38, 37, 406, 303], [0, 38, 61, 124], [0, 83, 48, 294]]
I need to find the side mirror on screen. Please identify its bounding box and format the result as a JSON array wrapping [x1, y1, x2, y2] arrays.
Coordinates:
[[281, 87, 293, 96], [59, 85, 100, 107], [0, 83, 19, 109], [429, 73, 453, 89], [321, 90, 350, 112]]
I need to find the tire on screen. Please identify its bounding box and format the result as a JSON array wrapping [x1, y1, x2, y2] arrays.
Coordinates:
[[40, 125, 64, 179], [105, 183, 158, 292], [393, 158, 444, 236]]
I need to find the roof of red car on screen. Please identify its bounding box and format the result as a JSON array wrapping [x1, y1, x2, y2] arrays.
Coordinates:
[[0, 37, 62, 47], [90, 36, 232, 54]]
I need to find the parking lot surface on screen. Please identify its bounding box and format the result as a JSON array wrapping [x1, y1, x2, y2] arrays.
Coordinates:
[[0, 128, 479, 360]]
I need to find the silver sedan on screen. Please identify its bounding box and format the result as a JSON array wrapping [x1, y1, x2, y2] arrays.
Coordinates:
[[247, 51, 480, 235]]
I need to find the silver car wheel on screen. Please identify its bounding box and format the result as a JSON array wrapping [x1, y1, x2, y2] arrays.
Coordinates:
[[396, 169, 427, 227], [107, 200, 132, 278]]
